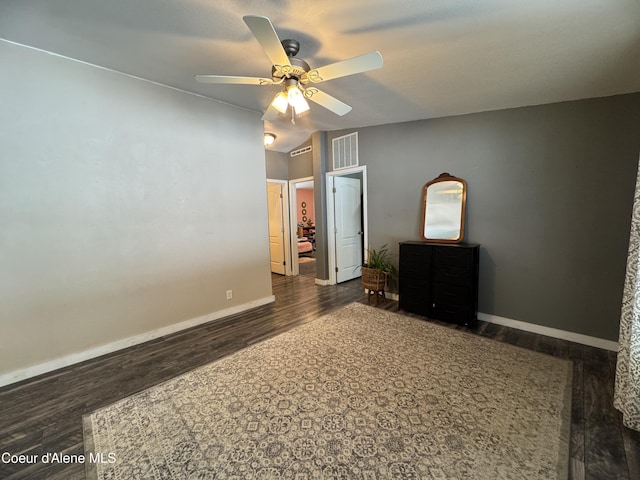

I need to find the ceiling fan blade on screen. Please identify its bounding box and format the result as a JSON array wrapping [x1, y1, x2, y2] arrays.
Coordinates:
[[195, 75, 274, 85], [304, 88, 352, 116], [243, 15, 291, 68], [301, 51, 383, 84]]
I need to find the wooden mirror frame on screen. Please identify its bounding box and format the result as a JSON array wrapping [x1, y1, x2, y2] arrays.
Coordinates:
[[420, 173, 467, 243]]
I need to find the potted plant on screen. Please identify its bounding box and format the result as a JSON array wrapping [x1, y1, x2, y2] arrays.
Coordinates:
[[361, 244, 397, 292]]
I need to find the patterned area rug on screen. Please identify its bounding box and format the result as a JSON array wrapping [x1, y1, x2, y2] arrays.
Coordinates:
[[84, 303, 572, 479]]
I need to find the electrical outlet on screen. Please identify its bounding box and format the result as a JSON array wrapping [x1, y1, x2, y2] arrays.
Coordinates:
[[226, 290, 233, 300]]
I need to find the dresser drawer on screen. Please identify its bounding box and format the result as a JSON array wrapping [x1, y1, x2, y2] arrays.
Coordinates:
[[400, 244, 431, 278], [399, 297, 431, 316], [400, 263, 430, 279], [431, 303, 475, 325], [399, 278, 430, 300], [400, 244, 431, 261], [433, 246, 474, 267], [432, 282, 472, 307], [431, 264, 472, 287]]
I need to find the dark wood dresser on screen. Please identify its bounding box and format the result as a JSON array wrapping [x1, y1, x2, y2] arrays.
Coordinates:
[[399, 241, 479, 325]]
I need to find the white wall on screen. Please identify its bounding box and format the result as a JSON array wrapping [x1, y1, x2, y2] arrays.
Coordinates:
[[0, 41, 273, 382]]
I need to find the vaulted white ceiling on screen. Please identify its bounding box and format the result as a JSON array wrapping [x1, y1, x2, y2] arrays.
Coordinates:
[[2, 0, 639, 152]]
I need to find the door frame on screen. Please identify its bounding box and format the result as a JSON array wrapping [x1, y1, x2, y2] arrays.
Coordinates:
[[288, 176, 314, 276], [266, 179, 292, 276], [326, 166, 368, 285]]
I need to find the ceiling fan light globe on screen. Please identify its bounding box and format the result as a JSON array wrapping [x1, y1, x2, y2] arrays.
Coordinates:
[[293, 99, 310, 114], [287, 86, 309, 113], [271, 92, 289, 114]]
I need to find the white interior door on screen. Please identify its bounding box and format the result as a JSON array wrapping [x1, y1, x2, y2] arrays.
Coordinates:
[[267, 182, 286, 275], [334, 176, 363, 283]]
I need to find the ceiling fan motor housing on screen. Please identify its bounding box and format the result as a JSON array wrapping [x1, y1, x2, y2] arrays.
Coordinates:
[[271, 56, 310, 80], [281, 39, 300, 57]]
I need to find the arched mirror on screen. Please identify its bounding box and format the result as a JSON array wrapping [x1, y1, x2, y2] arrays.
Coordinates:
[[421, 173, 467, 243]]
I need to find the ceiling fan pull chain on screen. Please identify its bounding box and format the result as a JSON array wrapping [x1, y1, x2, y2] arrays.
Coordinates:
[[291, 107, 296, 125]]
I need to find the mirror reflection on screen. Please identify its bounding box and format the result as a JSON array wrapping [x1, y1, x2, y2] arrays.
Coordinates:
[[421, 173, 466, 243]]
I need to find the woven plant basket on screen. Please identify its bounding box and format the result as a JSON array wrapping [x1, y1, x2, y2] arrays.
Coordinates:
[[361, 266, 387, 291]]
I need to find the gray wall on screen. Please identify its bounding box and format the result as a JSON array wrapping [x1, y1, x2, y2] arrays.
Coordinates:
[[265, 150, 289, 180], [264, 141, 313, 181], [289, 139, 313, 180], [0, 41, 273, 378], [311, 132, 330, 279], [327, 93, 640, 341]]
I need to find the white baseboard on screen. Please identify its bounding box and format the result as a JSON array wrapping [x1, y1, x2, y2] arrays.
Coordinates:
[[478, 312, 618, 352], [315, 278, 332, 286], [371, 294, 617, 352], [0, 296, 276, 389]]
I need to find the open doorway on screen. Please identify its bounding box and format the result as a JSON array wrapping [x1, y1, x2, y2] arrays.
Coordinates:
[[289, 177, 316, 278]]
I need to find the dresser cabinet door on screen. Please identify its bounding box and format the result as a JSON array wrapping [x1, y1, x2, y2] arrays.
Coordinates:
[[399, 243, 432, 275], [398, 243, 432, 316], [431, 282, 474, 323]]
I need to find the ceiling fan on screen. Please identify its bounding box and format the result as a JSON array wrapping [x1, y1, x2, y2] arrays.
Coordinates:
[[196, 15, 383, 123]]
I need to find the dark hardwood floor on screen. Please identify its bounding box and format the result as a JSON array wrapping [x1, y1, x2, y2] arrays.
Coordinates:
[[0, 274, 638, 479]]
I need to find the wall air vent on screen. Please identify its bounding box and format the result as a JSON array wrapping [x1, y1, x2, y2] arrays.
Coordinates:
[[290, 145, 312, 157], [332, 132, 358, 170]]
